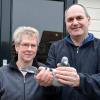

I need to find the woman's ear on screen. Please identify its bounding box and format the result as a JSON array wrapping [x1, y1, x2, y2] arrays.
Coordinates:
[[15, 44, 19, 53]]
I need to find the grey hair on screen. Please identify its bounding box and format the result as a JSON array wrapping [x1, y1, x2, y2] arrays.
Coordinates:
[[12, 26, 40, 45], [65, 4, 90, 18]]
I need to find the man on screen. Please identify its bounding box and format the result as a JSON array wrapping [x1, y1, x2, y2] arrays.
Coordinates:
[[36, 4, 100, 100], [0, 26, 54, 100]]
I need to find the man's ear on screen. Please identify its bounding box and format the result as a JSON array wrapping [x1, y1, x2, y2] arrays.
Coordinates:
[[88, 16, 91, 21], [88, 16, 91, 25]]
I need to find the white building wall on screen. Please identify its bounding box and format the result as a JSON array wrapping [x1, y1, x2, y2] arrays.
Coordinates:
[[78, 0, 100, 38]]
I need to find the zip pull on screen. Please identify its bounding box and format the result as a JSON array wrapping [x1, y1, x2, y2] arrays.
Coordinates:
[[77, 47, 79, 53]]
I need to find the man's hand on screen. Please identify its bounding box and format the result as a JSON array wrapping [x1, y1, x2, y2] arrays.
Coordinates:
[[55, 66, 80, 87]]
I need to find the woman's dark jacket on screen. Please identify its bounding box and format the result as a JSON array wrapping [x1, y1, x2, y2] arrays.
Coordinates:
[[46, 33, 100, 100], [0, 58, 61, 100]]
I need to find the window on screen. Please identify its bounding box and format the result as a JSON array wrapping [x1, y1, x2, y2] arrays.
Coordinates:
[[12, 0, 64, 63]]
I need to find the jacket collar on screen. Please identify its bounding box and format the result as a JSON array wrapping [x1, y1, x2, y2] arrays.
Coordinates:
[[9, 57, 39, 70], [64, 33, 94, 46]]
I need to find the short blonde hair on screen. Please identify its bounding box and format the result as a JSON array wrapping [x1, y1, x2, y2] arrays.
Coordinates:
[[13, 26, 40, 45]]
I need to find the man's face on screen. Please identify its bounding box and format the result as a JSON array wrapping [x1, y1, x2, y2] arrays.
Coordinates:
[[15, 34, 38, 64], [65, 5, 90, 37]]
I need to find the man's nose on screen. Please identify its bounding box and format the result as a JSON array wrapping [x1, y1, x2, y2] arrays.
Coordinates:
[[73, 18, 78, 25]]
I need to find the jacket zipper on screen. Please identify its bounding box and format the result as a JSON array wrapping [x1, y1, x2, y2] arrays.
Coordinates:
[[24, 76, 26, 100]]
